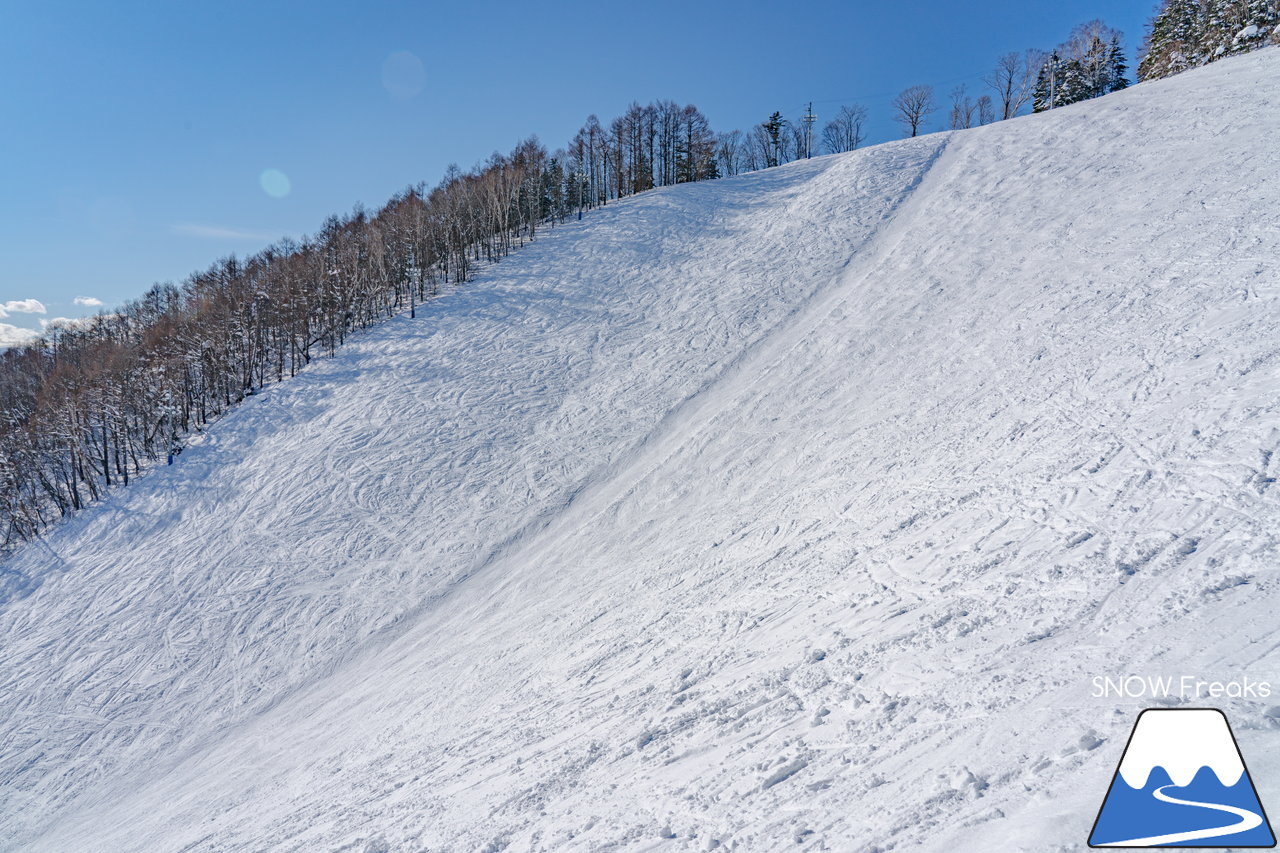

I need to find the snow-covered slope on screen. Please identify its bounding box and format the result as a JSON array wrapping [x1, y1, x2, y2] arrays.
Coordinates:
[[2, 49, 1279, 852]]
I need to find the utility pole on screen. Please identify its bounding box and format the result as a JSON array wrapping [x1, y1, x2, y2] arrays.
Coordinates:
[[408, 248, 419, 319], [802, 102, 817, 158], [1048, 53, 1059, 110]]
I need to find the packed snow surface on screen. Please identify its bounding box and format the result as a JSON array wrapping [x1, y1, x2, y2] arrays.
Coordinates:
[[2, 49, 1280, 852]]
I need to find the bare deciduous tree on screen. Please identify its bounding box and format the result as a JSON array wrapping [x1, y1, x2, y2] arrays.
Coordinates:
[[947, 88, 997, 130], [716, 130, 744, 177], [893, 85, 936, 137], [985, 50, 1044, 120], [949, 85, 978, 129], [977, 94, 996, 126], [0, 95, 739, 549], [821, 104, 869, 153]]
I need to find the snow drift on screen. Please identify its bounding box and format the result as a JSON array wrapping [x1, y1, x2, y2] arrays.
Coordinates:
[[2, 48, 1280, 852]]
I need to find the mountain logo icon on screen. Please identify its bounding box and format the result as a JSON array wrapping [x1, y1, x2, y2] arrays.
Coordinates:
[[1089, 708, 1276, 847]]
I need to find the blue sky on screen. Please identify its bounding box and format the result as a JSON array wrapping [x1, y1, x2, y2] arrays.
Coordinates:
[[0, 0, 1152, 345]]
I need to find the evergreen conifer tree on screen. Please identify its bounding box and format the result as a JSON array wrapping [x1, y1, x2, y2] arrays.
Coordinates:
[[1080, 36, 1111, 99], [763, 112, 784, 168], [1140, 0, 1204, 80], [1036, 23, 1129, 110], [1229, 0, 1280, 52], [1057, 57, 1089, 107], [1140, 0, 1277, 79], [1107, 35, 1130, 91], [1033, 53, 1062, 112]]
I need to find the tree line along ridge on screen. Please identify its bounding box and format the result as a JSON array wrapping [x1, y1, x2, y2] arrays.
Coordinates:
[[0, 2, 1275, 552]]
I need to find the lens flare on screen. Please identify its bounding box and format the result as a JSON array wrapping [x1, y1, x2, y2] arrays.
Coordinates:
[[259, 169, 291, 198], [381, 51, 425, 99]]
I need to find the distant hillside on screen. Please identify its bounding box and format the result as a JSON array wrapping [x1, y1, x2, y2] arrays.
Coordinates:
[[1, 48, 1278, 853]]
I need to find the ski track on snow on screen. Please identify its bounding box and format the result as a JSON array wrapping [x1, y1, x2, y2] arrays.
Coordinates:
[[1, 48, 1279, 852]]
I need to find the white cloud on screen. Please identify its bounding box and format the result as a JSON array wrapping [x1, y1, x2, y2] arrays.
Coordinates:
[[172, 223, 271, 241], [0, 299, 47, 318], [41, 315, 116, 333], [74, 296, 104, 307], [41, 316, 94, 330], [0, 323, 41, 349]]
